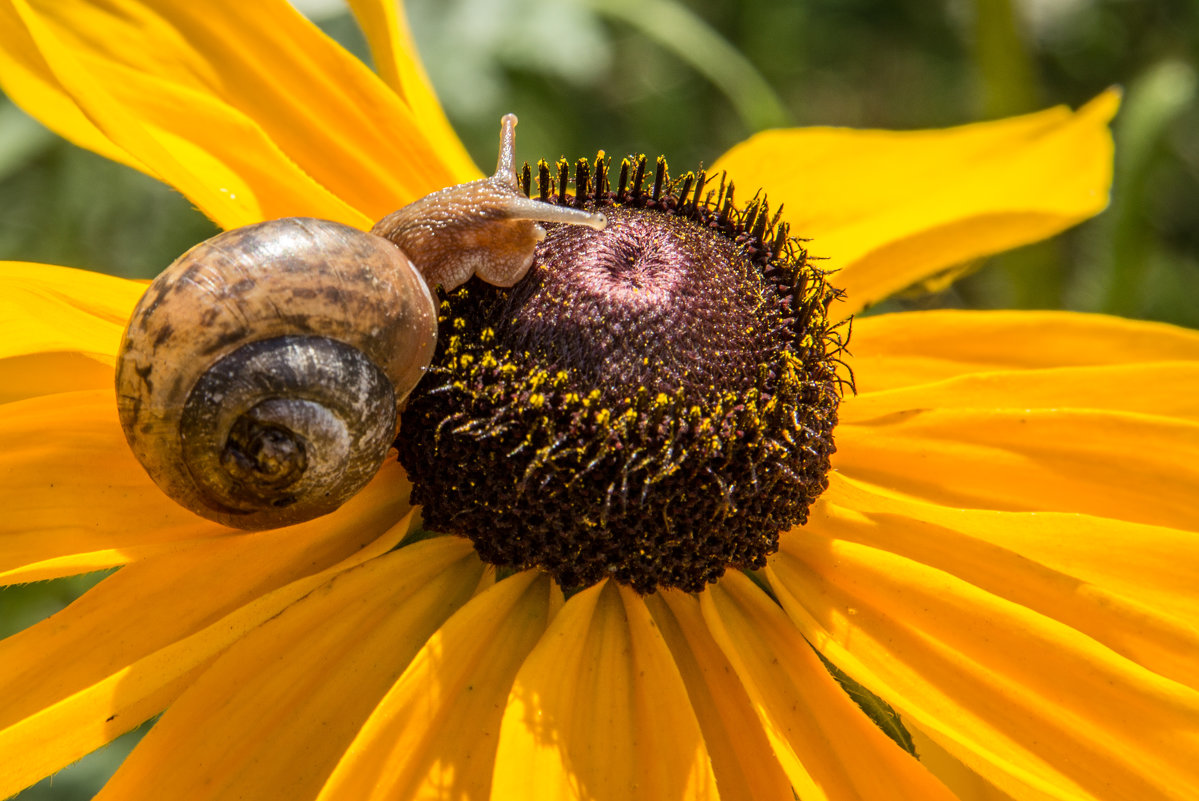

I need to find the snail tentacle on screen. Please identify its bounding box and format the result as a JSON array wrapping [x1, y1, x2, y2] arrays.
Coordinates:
[[372, 114, 607, 291]]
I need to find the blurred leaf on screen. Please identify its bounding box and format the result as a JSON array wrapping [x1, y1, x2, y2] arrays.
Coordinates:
[[0, 102, 54, 182], [972, 0, 1041, 118], [586, 0, 791, 133], [1102, 60, 1196, 316]]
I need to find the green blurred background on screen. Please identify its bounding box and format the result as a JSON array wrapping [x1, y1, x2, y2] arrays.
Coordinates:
[[2, 0, 1196, 797]]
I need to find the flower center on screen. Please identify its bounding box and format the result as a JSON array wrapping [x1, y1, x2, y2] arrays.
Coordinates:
[[397, 157, 846, 593], [501, 207, 785, 399]]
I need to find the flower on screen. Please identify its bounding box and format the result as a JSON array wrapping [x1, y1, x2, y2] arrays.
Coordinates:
[[2, 1, 1198, 800]]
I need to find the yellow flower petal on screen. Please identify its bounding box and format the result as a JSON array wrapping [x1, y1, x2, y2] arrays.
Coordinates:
[[345, 0, 480, 183], [848, 310, 1199, 393], [835, 407, 1199, 530], [818, 473, 1199, 692], [0, 391, 206, 581], [0, 7, 132, 170], [646, 591, 793, 801], [715, 92, 1117, 313], [0, 506, 416, 799], [492, 580, 718, 801], [0, 352, 116, 405], [907, 724, 1021, 801], [770, 479, 1199, 801], [2, 388, 410, 585], [700, 571, 957, 801], [0, 0, 473, 230], [0, 261, 141, 360], [316, 571, 553, 801], [0, 388, 414, 584], [843, 363, 1199, 425], [0, 262, 143, 401], [93, 538, 482, 801]]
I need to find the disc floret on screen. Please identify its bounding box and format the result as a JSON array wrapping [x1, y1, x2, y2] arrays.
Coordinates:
[[398, 154, 848, 593]]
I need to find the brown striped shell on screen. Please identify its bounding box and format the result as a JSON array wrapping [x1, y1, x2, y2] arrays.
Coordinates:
[[114, 114, 607, 530], [115, 218, 437, 529]]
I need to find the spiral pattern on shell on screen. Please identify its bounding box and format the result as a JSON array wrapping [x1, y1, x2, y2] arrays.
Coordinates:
[[115, 217, 438, 529]]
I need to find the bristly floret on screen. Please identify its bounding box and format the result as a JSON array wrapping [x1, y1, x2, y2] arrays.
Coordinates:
[[397, 153, 848, 594]]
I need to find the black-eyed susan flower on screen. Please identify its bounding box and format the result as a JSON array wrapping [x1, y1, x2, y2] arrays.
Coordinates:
[[2, 2, 1198, 801]]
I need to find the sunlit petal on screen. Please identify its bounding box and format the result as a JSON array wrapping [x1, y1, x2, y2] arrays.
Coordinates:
[[848, 310, 1199, 393], [0, 509, 415, 799], [0, 262, 141, 362], [0, 261, 143, 401], [770, 478, 1199, 801], [0, 391, 207, 580], [647, 591, 793, 801], [835, 407, 1199, 530], [843, 362, 1199, 424], [908, 723, 1022, 801], [493, 580, 718, 801], [716, 92, 1117, 313], [0, 0, 474, 230], [344, 0, 480, 183], [819, 473, 1199, 690], [0, 388, 411, 581], [94, 538, 483, 801], [700, 571, 957, 801], [0, 352, 116, 405], [317, 571, 554, 801]]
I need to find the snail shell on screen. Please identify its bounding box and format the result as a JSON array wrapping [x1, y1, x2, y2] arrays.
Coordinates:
[[116, 217, 437, 529], [116, 114, 606, 530]]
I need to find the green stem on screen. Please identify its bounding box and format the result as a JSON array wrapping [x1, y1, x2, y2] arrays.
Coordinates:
[[971, 0, 1059, 308], [586, 0, 791, 133], [1101, 60, 1196, 316], [972, 0, 1040, 119]]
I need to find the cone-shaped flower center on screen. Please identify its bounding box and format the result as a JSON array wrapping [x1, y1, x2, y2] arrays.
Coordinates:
[[398, 157, 846, 593], [503, 207, 787, 398]]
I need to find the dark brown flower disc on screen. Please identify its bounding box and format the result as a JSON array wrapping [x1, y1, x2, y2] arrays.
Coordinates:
[[397, 156, 847, 593]]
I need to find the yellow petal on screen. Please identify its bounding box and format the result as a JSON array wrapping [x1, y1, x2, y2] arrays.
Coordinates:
[[770, 480, 1199, 801], [0, 0, 472, 229], [646, 590, 793, 801], [907, 723, 1022, 801], [0, 261, 142, 360], [844, 363, 1199, 425], [492, 580, 718, 801], [0, 506, 417, 799], [0, 390, 206, 580], [835, 406, 1199, 531], [0, 387, 414, 584], [848, 310, 1199, 393], [316, 571, 553, 801], [715, 92, 1118, 313], [0, 352, 117, 405], [700, 571, 957, 801], [345, 0, 480, 183], [819, 472, 1199, 693], [1, 0, 266, 227], [0, 6, 132, 170], [94, 538, 482, 801], [0, 261, 143, 401]]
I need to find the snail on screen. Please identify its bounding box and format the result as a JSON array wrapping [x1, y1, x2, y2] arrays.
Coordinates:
[[116, 114, 607, 530]]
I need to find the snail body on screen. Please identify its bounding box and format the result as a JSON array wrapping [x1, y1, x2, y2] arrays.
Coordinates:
[[116, 114, 606, 530]]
